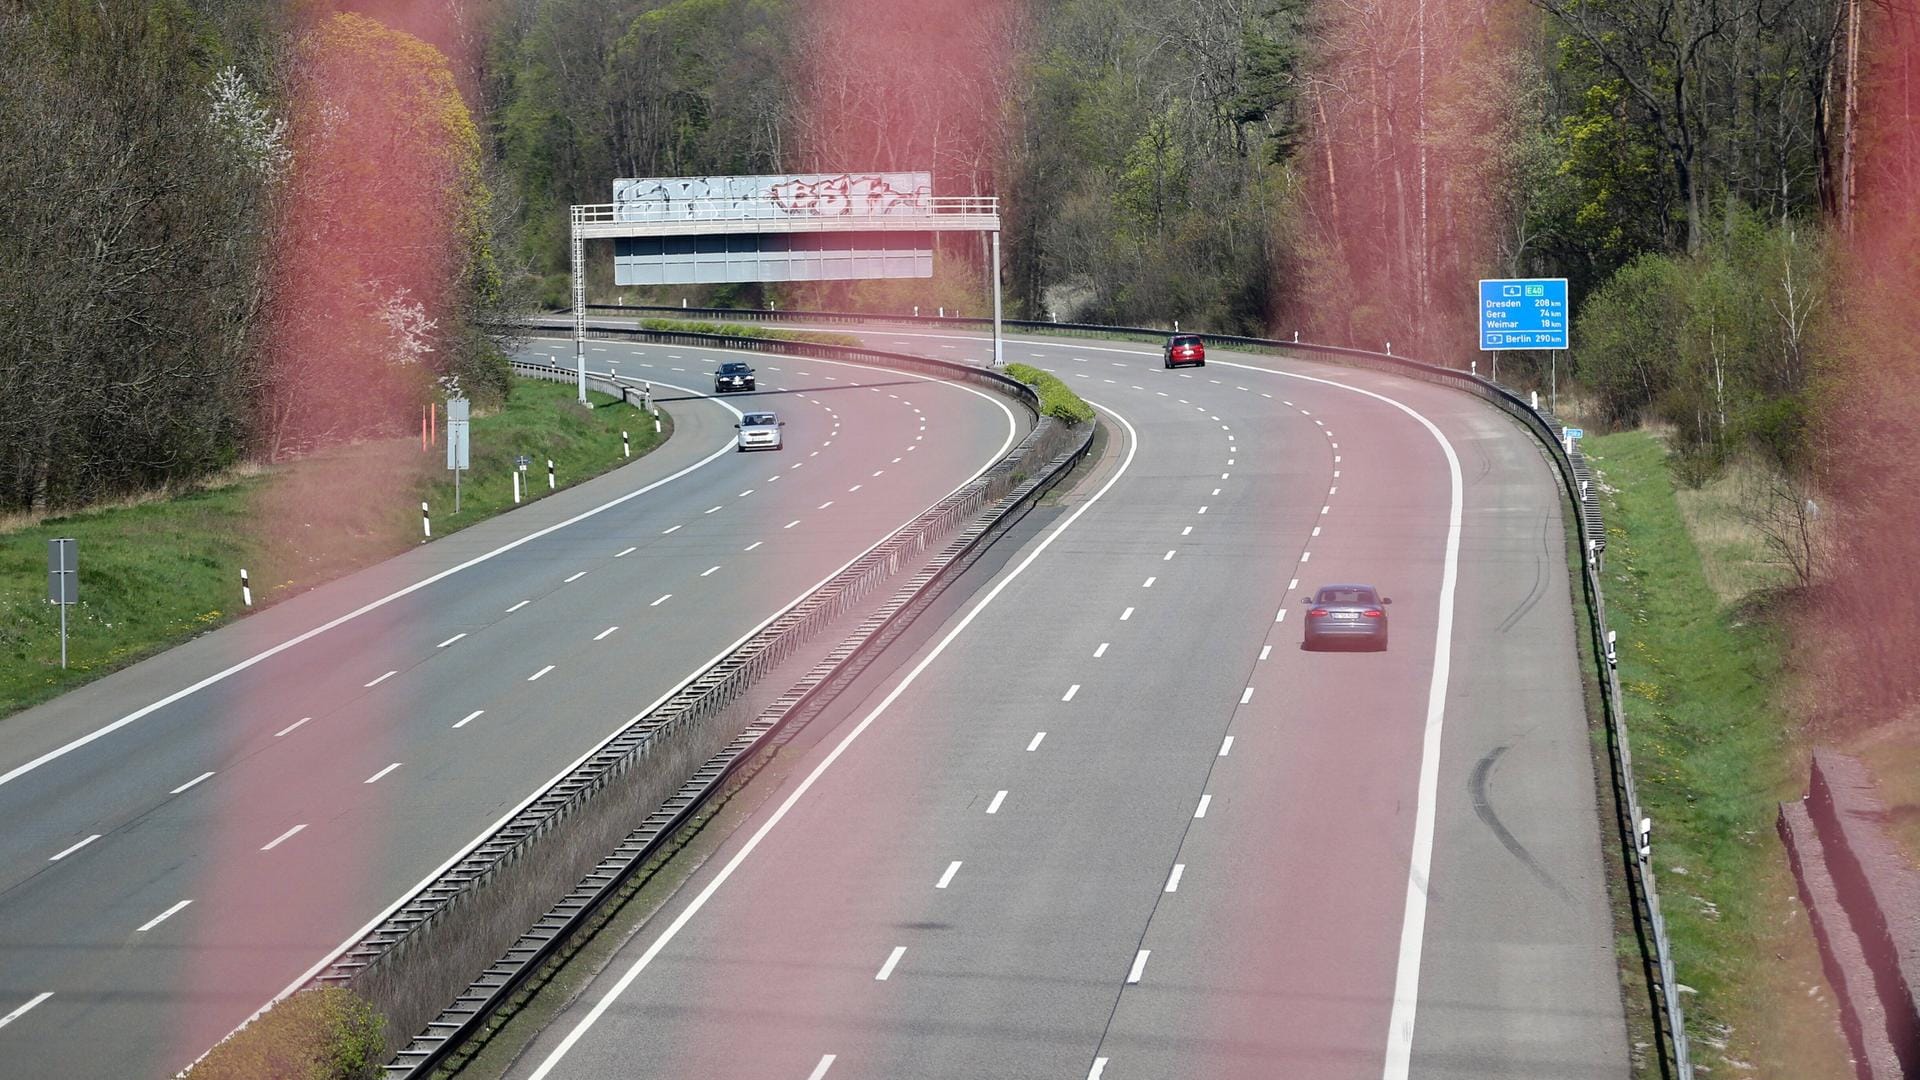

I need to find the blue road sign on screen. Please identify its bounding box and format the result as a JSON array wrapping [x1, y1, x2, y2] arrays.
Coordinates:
[[1479, 278, 1568, 350], [1563, 427, 1585, 440]]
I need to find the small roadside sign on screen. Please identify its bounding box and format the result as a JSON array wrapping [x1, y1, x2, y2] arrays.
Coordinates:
[[1564, 427, 1584, 440], [514, 454, 532, 471]]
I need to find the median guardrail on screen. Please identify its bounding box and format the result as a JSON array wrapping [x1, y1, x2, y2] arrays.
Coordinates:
[[582, 302, 1689, 1077], [312, 332, 1092, 1076]]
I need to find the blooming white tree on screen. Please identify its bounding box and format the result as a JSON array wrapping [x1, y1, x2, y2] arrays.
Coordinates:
[[376, 284, 437, 367], [207, 66, 291, 180]]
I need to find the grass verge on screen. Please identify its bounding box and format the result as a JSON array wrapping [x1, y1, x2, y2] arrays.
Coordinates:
[[1002, 362, 1095, 425], [637, 317, 862, 348], [1586, 429, 1850, 1077], [0, 379, 664, 720]]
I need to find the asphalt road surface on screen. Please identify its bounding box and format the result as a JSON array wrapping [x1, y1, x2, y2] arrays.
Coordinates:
[[507, 329, 1630, 1080], [0, 341, 1021, 1078]]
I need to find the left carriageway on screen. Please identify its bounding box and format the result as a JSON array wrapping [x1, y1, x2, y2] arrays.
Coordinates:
[[0, 337, 1022, 1078]]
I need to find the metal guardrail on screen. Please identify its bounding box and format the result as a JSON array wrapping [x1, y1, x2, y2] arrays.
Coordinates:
[[586, 304, 1689, 1077], [325, 333, 1091, 1077]]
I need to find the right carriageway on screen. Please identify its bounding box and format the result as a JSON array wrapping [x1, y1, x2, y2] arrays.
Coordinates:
[[505, 332, 1631, 1080]]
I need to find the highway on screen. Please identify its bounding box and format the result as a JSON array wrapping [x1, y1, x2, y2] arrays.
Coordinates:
[[0, 342, 1022, 1078], [506, 329, 1631, 1079]]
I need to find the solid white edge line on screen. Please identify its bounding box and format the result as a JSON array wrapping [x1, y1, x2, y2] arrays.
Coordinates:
[[2, 379, 743, 794], [525, 398, 1138, 1080], [0, 991, 53, 1030]]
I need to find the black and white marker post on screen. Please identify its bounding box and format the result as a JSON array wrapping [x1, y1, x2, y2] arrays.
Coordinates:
[[240, 568, 252, 607]]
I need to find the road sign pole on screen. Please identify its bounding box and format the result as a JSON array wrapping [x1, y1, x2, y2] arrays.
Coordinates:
[[991, 230, 1005, 369], [1551, 351, 1557, 414], [455, 461, 461, 514], [47, 538, 76, 669]]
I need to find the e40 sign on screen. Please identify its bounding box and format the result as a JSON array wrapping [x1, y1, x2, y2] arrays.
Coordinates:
[[1479, 278, 1568, 350]]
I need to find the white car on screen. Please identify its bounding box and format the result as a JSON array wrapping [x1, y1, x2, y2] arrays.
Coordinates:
[[735, 411, 784, 451]]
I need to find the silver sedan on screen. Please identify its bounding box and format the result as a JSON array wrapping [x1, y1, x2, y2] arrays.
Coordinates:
[[1302, 584, 1392, 650]]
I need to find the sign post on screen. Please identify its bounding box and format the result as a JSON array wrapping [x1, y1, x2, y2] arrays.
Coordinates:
[[1478, 278, 1569, 409], [47, 538, 76, 669], [446, 398, 470, 513]]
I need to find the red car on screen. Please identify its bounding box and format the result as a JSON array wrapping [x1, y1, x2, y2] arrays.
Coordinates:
[[1163, 334, 1206, 368]]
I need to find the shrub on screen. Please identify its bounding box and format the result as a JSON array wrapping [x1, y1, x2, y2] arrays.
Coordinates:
[[1004, 363, 1096, 425], [636, 318, 862, 348], [188, 988, 385, 1080]]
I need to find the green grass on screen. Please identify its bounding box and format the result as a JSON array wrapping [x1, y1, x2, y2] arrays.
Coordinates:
[[1587, 430, 1848, 1077], [1002, 362, 1095, 425], [637, 317, 862, 348], [0, 379, 662, 720]]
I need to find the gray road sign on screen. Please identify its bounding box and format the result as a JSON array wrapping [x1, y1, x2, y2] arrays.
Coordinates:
[[47, 538, 76, 604]]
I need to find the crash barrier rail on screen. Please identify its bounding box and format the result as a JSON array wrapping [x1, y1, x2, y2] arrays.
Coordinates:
[[311, 333, 1091, 1076], [579, 302, 1690, 1076]]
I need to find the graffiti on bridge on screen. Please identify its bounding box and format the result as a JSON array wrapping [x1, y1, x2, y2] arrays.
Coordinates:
[[612, 172, 933, 217]]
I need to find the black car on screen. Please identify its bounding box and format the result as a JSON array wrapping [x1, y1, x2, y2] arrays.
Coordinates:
[[713, 361, 755, 393], [1302, 584, 1392, 650]]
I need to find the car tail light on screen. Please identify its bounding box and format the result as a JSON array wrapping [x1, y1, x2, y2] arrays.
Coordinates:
[[1363, 609, 1384, 618], [1310, 608, 1329, 617]]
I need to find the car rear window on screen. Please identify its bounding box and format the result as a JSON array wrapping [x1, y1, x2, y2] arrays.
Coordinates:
[[743, 413, 776, 425], [1171, 335, 1203, 346], [1315, 587, 1378, 605]]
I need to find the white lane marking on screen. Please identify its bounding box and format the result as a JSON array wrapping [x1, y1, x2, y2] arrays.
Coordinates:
[[49, 835, 100, 861], [525, 400, 1139, 1080], [1332, 441, 1340, 449], [364, 763, 401, 784], [1228, 458, 1235, 465], [1212, 488, 1222, 496], [1322, 505, 1331, 515], [986, 790, 1008, 814], [170, 771, 214, 795], [528, 665, 555, 682], [364, 670, 397, 688], [137, 900, 192, 932], [1301, 551, 1312, 563], [260, 824, 307, 851], [1127, 950, 1151, 984], [0, 992, 53, 1031], [892, 457, 902, 463], [1313, 526, 1322, 537], [704, 505, 722, 515], [594, 626, 619, 640], [813, 450, 823, 456], [662, 525, 682, 535], [818, 501, 834, 510], [1336, 455, 1343, 463], [784, 520, 801, 530], [1094, 642, 1109, 658], [274, 717, 312, 738], [1260, 645, 1273, 660], [651, 594, 672, 606], [1062, 684, 1080, 702], [436, 633, 466, 648], [1142, 577, 1156, 588], [875, 946, 907, 981], [936, 861, 963, 890], [1163, 550, 1176, 561], [738, 489, 755, 498], [1025, 731, 1048, 753], [849, 484, 862, 492], [1290, 578, 1300, 589], [1120, 607, 1134, 621], [1165, 864, 1185, 893], [1278, 608, 1290, 622], [1222, 472, 1231, 479], [1219, 735, 1235, 756], [1182, 526, 1193, 535], [700, 566, 721, 578], [1197, 507, 1208, 515], [1330, 486, 1339, 495], [808, 1055, 836, 1080], [563, 571, 587, 583], [1335, 470, 1342, 479], [1089, 1060, 1109, 1080], [872, 469, 885, 477], [1241, 687, 1254, 704], [1194, 794, 1212, 818], [744, 541, 764, 551], [507, 600, 531, 613], [453, 710, 484, 729]]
